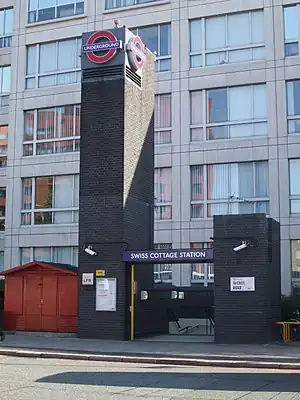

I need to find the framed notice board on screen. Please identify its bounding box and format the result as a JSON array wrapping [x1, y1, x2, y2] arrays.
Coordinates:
[[96, 278, 117, 311]]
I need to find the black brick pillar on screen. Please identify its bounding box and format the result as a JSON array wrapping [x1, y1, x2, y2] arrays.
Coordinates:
[[78, 30, 155, 340], [213, 214, 281, 344]]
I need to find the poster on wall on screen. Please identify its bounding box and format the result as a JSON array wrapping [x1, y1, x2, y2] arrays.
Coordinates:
[[96, 278, 117, 311], [230, 277, 255, 292], [82, 273, 94, 285]]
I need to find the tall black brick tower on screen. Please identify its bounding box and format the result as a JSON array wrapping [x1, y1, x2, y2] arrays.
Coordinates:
[[78, 28, 155, 340], [213, 214, 281, 344]]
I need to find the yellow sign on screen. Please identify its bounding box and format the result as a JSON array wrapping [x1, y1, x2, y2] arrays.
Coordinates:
[[96, 270, 105, 277]]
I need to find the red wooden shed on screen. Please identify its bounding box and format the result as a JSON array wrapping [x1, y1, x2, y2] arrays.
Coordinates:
[[0, 261, 78, 333]]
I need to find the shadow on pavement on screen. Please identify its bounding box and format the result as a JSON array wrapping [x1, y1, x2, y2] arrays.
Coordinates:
[[37, 371, 300, 391]]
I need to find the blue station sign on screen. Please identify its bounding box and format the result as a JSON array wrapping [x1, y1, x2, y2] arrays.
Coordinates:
[[123, 248, 214, 263]]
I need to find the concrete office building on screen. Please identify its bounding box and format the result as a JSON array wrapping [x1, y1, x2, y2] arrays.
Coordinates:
[[0, 0, 299, 295]]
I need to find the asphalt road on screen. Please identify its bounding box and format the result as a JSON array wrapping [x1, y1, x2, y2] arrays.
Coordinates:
[[0, 356, 299, 399]]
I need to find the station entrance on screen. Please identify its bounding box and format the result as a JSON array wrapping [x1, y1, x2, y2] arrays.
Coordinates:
[[123, 248, 215, 342]]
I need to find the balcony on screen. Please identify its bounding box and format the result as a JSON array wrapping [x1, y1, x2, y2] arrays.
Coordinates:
[[105, 0, 162, 10]]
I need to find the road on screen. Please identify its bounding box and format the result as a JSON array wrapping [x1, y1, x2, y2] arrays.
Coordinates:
[[0, 356, 299, 399]]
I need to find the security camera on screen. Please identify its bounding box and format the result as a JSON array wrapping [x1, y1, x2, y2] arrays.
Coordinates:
[[84, 246, 97, 256], [233, 241, 248, 252]]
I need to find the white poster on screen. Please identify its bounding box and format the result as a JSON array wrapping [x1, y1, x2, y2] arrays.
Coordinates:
[[82, 273, 94, 285], [230, 277, 255, 292], [96, 278, 117, 311]]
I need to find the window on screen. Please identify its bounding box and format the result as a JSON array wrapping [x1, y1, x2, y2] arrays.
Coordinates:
[[28, 0, 84, 23], [23, 105, 80, 156], [190, 242, 214, 284], [190, 10, 264, 67], [21, 246, 78, 266], [207, 161, 269, 216], [0, 187, 6, 231], [291, 240, 300, 281], [289, 159, 300, 214], [0, 66, 10, 107], [284, 6, 299, 57], [286, 80, 300, 134], [0, 8, 13, 48], [154, 167, 172, 219], [191, 165, 204, 218], [0, 126, 8, 167], [26, 38, 81, 89], [0, 251, 3, 271], [191, 162, 269, 218], [131, 24, 171, 72], [154, 243, 172, 283], [21, 175, 79, 225], [105, 0, 160, 9], [155, 94, 172, 144], [190, 84, 267, 141]]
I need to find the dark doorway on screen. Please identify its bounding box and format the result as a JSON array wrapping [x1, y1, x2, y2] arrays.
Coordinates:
[[123, 249, 214, 341]]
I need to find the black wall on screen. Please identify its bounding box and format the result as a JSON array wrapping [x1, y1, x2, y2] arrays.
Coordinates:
[[213, 214, 281, 344], [78, 52, 155, 340]]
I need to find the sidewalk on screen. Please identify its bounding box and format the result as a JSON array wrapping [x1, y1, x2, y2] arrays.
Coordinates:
[[0, 332, 300, 369]]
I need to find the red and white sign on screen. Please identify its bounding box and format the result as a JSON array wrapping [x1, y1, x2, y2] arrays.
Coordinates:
[[127, 35, 147, 71], [83, 30, 122, 64]]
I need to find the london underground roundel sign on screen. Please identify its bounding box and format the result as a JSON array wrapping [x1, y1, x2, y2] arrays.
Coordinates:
[[127, 35, 147, 71], [82, 30, 122, 64]]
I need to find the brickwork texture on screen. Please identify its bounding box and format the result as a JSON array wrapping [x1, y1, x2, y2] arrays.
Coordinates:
[[78, 48, 155, 340], [213, 214, 281, 344]]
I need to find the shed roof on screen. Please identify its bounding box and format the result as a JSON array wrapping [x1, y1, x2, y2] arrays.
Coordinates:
[[0, 261, 78, 276]]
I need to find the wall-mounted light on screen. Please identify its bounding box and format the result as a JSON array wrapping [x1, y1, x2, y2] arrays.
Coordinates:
[[140, 290, 148, 301], [178, 291, 185, 300], [171, 290, 177, 300]]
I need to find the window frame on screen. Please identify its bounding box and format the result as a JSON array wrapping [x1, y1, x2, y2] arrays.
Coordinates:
[[20, 246, 79, 267], [286, 80, 300, 135], [153, 243, 172, 283], [289, 158, 300, 215], [26, 38, 82, 90], [283, 5, 299, 57], [154, 167, 172, 220], [21, 175, 79, 226], [155, 93, 172, 145], [0, 125, 8, 167], [131, 24, 172, 72], [0, 186, 6, 231], [190, 165, 204, 218], [0, 65, 10, 107], [190, 161, 269, 219], [0, 8, 13, 49], [190, 242, 214, 285], [291, 240, 300, 282], [23, 104, 80, 156], [190, 84, 268, 142], [105, 0, 161, 9], [28, 0, 84, 24], [189, 10, 265, 68]]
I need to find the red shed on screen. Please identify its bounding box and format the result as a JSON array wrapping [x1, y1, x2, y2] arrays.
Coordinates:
[[0, 261, 78, 333]]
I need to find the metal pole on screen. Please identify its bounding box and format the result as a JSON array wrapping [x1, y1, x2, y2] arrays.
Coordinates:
[[130, 264, 135, 341]]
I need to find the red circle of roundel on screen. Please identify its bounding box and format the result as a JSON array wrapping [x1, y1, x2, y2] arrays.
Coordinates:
[[130, 35, 146, 70], [86, 30, 119, 64]]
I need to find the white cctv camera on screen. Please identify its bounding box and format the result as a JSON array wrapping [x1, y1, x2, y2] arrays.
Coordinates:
[[233, 241, 248, 252], [84, 246, 97, 256]]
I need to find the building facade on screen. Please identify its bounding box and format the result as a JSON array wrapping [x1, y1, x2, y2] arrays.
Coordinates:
[[0, 0, 299, 295]]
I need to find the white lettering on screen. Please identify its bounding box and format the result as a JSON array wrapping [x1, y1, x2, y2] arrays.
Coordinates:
[[179, 251, 206, 258], [130, 253, 148, 259]]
